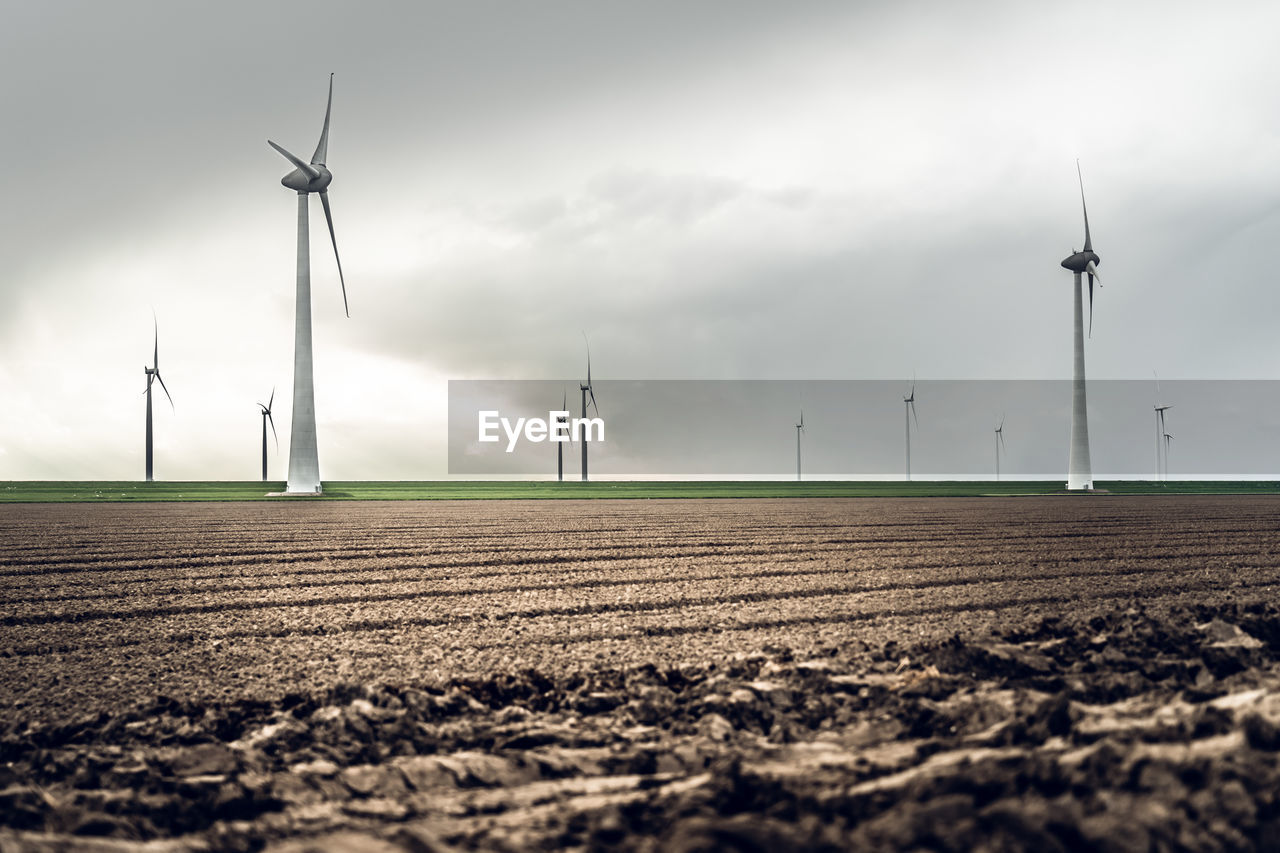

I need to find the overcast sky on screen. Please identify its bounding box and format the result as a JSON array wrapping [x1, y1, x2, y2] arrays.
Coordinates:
[[2, 1, 1278, 481]]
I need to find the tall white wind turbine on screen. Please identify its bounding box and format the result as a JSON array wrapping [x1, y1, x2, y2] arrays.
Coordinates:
[[1059, 162, 1102, 491], [268, 74, 349, 495]]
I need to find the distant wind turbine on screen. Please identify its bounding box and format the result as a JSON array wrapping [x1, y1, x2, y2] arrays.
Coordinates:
[[259, 389, 278, 482], [796, 411, 804, 482], [268, 73, 349, 495], [556, 390, 574, 482], [995, 416, 1006, 482], [903, 379, 918, 481], [1163, 432, 1173, 479], [143, 317, 174, 482], [579, 334, 599, 482], [1059, 161, 1103, 490], [1154, 373, 1171, 483]]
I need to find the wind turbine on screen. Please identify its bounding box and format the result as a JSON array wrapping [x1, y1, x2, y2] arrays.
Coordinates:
[[268, 73, 349, 495], [1154, 373, 1171, 483], [1059, 162, 1102, 490], [142, 317, 174, 482], [903, 379, 918, 481], [1163, 432, 1173, 479], [995, 416, 1006, 482], [259, 389, 278, 482], [796, 411, 804, 482], [556, 390, 574, 482], [579, 334, 598, 482]]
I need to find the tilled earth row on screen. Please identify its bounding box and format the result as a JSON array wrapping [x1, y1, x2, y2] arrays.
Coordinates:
[[2, 496, 1280, 850], [3, 604, 1280, 851]]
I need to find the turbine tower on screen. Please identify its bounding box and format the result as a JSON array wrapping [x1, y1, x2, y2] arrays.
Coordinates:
[[995, 416, 1006, 482], [268, 73, 349, 495], [1154, 373, 1171, 483], [903, 379, 918, 481], [579, 334, 598, 482], [143, 317, 174, 482], [795, 411, 804, 482], [1059, 162, 1102, 491], [259, 389, 278, 482]]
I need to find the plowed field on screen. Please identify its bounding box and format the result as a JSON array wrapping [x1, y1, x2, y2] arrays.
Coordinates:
[[3, 497, 1280, 850]]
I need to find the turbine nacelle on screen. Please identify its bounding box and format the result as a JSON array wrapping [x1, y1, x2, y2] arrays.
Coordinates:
[[1059, 250, 1101, 275], [280, 163, 333, 194]]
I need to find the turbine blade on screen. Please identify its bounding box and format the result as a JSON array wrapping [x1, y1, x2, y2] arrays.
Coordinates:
[[311, 73, 333, 166], [1087, 272, 1095, 337], [588, 387, 598, 416], [155, 371, 174, 410], [268, 411, 278, 449], [269, 386, 275, 411], [268, 140, 320, 181], [582, 332, 592, 387], [319, 191, 349, 317], [910, 400, 918, 430], [152, 317, 159, 370], [1077, 160, 1092, 253]]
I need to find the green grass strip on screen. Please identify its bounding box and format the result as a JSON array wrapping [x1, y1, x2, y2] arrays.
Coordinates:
[[1, 480, 1278, 502]]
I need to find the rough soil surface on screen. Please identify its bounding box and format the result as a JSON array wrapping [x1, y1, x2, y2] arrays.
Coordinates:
[[2, 496, 1280, 850]]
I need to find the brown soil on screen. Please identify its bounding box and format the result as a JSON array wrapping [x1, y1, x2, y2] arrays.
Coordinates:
[[2, 497, 1279, 850]]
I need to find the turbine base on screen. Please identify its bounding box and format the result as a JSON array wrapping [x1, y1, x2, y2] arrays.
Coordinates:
[[1065, 475, 1093, 491]]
